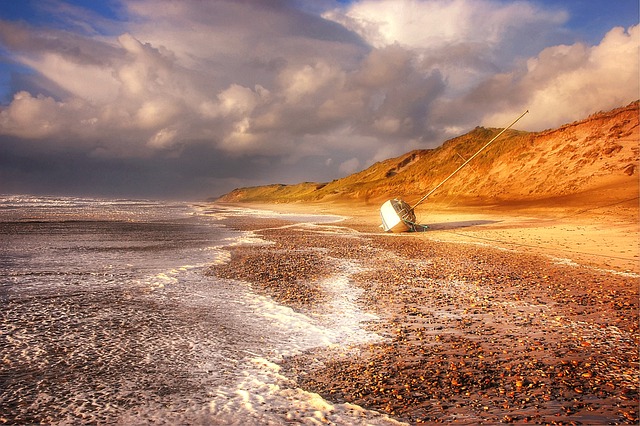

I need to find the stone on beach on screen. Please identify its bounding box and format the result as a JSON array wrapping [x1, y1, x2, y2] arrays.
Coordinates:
[[208, 210, 639, 425]]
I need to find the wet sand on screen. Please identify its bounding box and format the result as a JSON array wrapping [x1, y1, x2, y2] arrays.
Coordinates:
[[208, 203, 639, 424]]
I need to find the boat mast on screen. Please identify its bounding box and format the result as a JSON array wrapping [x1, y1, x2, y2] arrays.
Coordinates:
[[410, 110, 529, 211]]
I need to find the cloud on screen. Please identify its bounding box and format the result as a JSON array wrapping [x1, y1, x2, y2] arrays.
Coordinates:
[[468, 25, 640, 130], [0, 0, 637, 198], [339, 157, 361, 175], [323, 0, 570, 82], [324, 0, 568, 49]]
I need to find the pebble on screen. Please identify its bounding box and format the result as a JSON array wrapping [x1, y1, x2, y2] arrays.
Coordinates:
[[211, 216, 639, 424]]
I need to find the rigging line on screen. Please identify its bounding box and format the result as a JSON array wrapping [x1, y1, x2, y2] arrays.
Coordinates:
[[437, 229, 639, 263], [411, 109, 529, 211]]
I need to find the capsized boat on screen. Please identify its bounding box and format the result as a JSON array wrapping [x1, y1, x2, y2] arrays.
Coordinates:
[[379, 198, 417, 232], [380, 110, 529, 233]]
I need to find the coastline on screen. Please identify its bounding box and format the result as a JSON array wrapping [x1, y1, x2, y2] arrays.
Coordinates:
[[225, 199, 639, 275], [208, 201, 639, 424]]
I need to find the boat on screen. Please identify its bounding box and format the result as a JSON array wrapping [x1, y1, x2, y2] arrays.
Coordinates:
[[380, 198, 417, 233], [380, 110, 529, 232]]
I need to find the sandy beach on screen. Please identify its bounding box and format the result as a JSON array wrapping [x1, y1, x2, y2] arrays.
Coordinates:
[[208, 200, 638, 424]]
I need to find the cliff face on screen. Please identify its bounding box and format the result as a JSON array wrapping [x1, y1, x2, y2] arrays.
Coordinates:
[[218, 101, 639, 206]]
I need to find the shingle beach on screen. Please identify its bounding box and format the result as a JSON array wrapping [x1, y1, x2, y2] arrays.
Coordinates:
[[207, 209, 638, 425]]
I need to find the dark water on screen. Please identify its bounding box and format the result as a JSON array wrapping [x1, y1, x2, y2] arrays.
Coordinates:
[[0, 196, 401, 425]]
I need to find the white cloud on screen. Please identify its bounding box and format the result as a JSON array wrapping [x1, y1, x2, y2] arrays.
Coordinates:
[[0, 91, 64, 138], [480, 25, 640, 130], [325, 0, 570, 92], [281, 62, 345, 103], [217, 84, 260, 116], [323, 0, 568, 50], [339, 157, 361, 175], [0, 0, 636, 197], [135, 98, 180, 129], [21, 53, 120, 103]]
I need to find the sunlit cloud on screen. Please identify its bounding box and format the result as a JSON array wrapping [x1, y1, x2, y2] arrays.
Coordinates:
[[473, 25, 640, 129], [0, 0, 637, 197], [324, 0, 568, 50]]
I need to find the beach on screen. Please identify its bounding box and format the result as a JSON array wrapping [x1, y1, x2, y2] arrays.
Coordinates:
[[209, 201, 639, 424]]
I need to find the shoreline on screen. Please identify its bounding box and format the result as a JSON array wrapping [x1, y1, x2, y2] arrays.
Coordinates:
[[215, 199, 639, 275], [207, 202, 639, 424]]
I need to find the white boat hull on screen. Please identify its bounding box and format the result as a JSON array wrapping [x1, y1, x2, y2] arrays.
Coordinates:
[[380, 199, 416, 232]]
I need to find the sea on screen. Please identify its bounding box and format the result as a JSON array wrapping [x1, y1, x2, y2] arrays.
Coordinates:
[[0, 195, 403, 425]]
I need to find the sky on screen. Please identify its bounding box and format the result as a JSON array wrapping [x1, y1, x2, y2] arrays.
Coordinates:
[[0, 0, 638, 200]]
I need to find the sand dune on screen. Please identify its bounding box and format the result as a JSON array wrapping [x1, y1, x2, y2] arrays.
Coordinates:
[[217, 101, 639, 274], [218, 101, 638, 208]]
